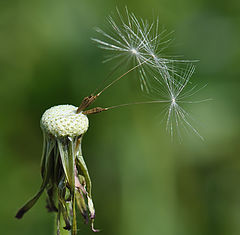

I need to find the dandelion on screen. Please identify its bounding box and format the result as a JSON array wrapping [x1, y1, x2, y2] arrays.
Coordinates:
[[16, 105, 99, 234], [15, 8, 207, 235]]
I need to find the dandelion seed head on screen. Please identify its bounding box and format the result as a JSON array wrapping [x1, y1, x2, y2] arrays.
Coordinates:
[[41, 105, 89, 137]]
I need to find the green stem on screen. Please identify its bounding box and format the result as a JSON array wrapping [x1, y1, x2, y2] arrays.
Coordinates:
[[55, 213, 71, 235]]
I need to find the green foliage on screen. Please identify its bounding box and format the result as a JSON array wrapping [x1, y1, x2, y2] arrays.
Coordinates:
[[1, 1, 240, 235]]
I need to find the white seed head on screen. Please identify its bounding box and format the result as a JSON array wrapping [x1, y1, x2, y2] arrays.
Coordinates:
[[41, 105, 89, 137]]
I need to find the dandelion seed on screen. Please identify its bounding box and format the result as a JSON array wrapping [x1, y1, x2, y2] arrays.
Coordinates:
[[91, 8, 207, 140], [93, 8, 197, 95], [92, 7, 181, 93], [152, 64, 206, 140]]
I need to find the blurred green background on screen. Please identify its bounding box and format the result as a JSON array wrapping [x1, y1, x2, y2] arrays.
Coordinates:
[[1, 0, 240, 235]]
